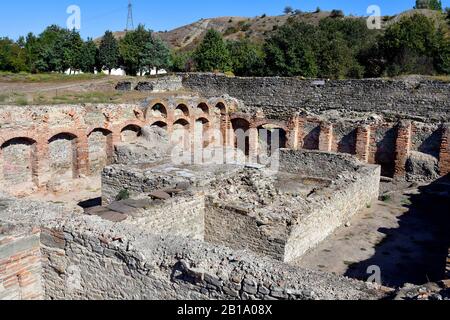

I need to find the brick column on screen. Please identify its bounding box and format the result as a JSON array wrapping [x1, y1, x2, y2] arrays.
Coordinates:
[[286, 116, 300, 150], [318, 122, 333, 152], [76, 134, 90, 177], [439, 124, 450, 176], [394, 121, 412, 178], [33, 138, 48, 191], [356, 125, 371, 163], [248, 127, 259, 163]]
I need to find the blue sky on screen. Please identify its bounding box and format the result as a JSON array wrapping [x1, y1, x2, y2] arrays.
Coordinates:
[[1, 0, 449, 40]]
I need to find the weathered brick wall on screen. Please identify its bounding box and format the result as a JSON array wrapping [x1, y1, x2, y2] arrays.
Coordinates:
[[0, 97, 230, 196], [0, 228, 43, 300]]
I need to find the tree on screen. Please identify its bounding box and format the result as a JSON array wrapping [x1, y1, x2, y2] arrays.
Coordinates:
[[80, 39, 98, 73], [415, 0, 442, 10], [284, 6, 294, 15], [120, 24, 153, 76], [380, 14, 445, 75], [194, 29, 232, 72], [264, 21, 318, 77], [98, 31, 119, 74], [170, 50, 195, 72], [142, 36, 171, 74], [0, 37, 27, 72], [64, 29, 84, 74], [227, 40, 265, 76]]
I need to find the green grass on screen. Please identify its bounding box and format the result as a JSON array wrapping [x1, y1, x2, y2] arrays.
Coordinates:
[[0, 71, 106, 83], [381, 194, 391, 202]]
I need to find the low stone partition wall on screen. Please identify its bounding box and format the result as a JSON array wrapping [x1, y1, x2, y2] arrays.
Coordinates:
[[0, 196, 384, 300], [122, 193, 206, 241], [281, 151, 381, 260]]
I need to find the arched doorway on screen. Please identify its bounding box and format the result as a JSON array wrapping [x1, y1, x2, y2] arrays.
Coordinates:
[[48, 133, 78, 179], [150, 103, 168, 119], [121, 125, 142, 143], [0, 137, 38, 186], [231, 118, 250, 156], [88, 128, 113, 175]]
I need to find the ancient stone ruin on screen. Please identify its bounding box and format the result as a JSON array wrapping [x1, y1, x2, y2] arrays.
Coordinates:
[[1, 74, 449, 300]]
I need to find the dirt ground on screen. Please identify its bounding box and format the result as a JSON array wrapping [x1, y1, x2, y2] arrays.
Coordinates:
[[294, 178, 450, 288]]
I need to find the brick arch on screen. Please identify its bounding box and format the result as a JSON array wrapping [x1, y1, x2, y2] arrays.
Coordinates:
[[87, 128, 114, 174], [175, 103, 190, 119], [145, 100, 169, 120], [214, 101, 228, 115], [0, 136, 39, 188], [120, 123, 143, 143], [196, 102, 210, 118], [48, 132, 80, 179]]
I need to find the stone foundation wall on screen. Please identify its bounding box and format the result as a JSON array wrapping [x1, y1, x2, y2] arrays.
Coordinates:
[[0, 228, 43, 300], [38, 218, 381, 300], [285, 164, 381, 261]]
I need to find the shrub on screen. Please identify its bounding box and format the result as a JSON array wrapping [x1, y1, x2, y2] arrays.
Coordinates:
[[116, 189, 130, 201], [330, 9, 344, 18]]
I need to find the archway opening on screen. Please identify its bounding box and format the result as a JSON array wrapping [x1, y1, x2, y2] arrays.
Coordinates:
[[258, 125, 287, 157], [173, 119, 191, 150], [197, 103, 209, 117], [150, 103, 168, 118], [1, 137, 37, 186], [121, 125, 142, 143], [195, 118, 211, 148], [88, 128, 113, 175], [175, 104, 190, 118], [48, 133, 78, 179], [231, 118, 250, 156]]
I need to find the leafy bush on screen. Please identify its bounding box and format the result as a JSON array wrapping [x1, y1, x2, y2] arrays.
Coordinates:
[[330, 10, 344, 18], [116, 189, 130, 201]]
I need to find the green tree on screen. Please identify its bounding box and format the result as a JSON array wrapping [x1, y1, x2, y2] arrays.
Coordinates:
[[263, 21, 318, 77], [380, 14, 444, 75], [194, 29, 232, 72], [227, 40, 265, 76], [80, 39, 98, 73], [120, 24, 153, 75], [0, 37, 27, 72], [170, 50, 194, 72], [415, 0, 442, 10], [141, 36, 171, 74], [98, 31, 120, 74], [64, 29, 84, 74]]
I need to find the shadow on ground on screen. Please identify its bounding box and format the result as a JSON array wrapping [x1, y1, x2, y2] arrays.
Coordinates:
[[345, 174, 450, 287]]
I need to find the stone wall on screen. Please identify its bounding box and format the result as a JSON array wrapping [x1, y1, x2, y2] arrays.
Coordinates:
[[182, 74, 450, 122], [0, 226, 43, 300]]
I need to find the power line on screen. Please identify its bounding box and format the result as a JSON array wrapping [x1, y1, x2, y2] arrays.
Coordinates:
[[126, 0, 134, 31]]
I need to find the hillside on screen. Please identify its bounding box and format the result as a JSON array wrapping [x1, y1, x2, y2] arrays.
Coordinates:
[[96, 9, 447, 51]]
